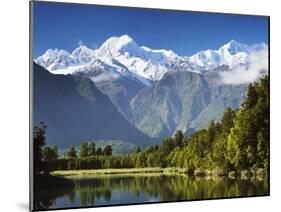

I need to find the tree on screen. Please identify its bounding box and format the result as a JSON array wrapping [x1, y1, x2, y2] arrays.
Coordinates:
[[226, 76, 269, 170], [207, 120, 217, 144], [136, 153, 146, 168], [210, 108, 236, 170], [145, 145, 156, 154], [96, 147, 103, 156], [135, 146, 141, 153], [103, 145, 112, 156], [226, 108, 252, 170], [66, 145, 77, 159], [33, 122, 47, 174], [244, 83, 258, 109], [79, 143, 89, 158], [221, 107, 235, 134], [161, 137, 174, 155], [147, 154, 155, 167], [88, 142, 96, 156], [43, 145, 58, 161], [174, 130, 183, 148], [154, 144, 159, 151]]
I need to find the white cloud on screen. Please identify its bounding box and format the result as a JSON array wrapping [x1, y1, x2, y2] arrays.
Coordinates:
[[90, 72, 120, 83], [218, 46, 268, 85]]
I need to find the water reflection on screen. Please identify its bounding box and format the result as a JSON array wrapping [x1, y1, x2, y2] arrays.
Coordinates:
[[35, 174, 268, 209]]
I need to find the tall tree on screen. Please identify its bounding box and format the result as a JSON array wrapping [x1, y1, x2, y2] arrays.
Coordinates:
[[33, 122, 47, 174], [221, 107, 236, 134], [161, 137, 174, 155], [103, 145, 112, 156], [135, 146, 141, 153], [174, 130, 183, 148], [43, 145, 58, 161], [96, 147, 103, 156], [226, 76, 269, 170], [79, 143, 89, 158], [66, 145, 77, 159], [136, 153, 146, 168], [244, 83, 258, 109], [87, 142, 96, 156]]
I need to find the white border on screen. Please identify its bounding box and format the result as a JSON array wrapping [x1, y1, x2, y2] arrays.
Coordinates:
[[1, 0, 280, 212]]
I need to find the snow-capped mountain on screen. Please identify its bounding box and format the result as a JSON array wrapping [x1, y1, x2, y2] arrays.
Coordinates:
[[75, 57, 151, 86], [188, 40, 251, 69], [35, 45, 97, 71], [35, 49, 76, 70], [97, 35, 184, 81], [71, 45, 97, 64], [34, 35, 268, 85]]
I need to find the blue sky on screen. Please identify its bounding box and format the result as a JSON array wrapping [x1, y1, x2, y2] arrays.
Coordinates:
[[32, 1, 269, 58]]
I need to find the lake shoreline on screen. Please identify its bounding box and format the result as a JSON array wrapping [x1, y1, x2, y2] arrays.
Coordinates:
[[51, 167, 268, 180]]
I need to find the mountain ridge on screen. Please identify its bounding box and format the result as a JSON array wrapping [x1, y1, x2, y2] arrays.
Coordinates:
[[35, 35, 268, 83], [33, 62, 154, 148]]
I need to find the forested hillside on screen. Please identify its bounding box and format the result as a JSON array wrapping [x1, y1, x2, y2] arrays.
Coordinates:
[[169, 75, 269, 172], [38, 75, 268, 176]]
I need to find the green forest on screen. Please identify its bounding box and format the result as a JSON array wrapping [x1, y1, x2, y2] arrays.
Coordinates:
[[34, 75, 269, 177]]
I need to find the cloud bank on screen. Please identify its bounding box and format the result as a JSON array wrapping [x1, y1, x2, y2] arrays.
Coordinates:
[[219, 46, 268, 85]]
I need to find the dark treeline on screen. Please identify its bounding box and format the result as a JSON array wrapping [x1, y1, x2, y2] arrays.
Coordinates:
[[37, 75, 269, 175], [33, 122, 74, 209]]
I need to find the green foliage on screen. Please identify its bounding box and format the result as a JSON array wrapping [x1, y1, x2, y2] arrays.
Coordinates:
[[96, 148, 103, 156], [43, 145, 58, 161], [174, 130, 184, 148], [135, 146, 141, 153], [136, 153, 146, 168], [33, 122, 48, 174], [87, 142, 96, 156], [226, 76, 269, 170], [79, 143, 89, 158], [103, 145, 113, 156], [66, 145, 77, 159]]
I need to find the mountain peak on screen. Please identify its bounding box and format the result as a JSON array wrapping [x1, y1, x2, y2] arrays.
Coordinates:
[[35, 48, 74, 70], [98, 34, 138, 57], [118, 34, 134, 43], [101, 34, 136, 49], [228, 39, 239, 45], [221, 40, 241, 47], [219, 40, 249, 55], [72, 45, 96, 64], [44, 48, 71, 56], [72, 45, 93, 53], [188, 40, 252, 69]]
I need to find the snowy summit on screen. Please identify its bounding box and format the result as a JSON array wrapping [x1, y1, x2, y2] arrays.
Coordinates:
[[34, 35, 267, 85]]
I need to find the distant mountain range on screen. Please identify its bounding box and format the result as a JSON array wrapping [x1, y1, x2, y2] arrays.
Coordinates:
[[33, 35, 268, 148], [35, 34, 267, 82]]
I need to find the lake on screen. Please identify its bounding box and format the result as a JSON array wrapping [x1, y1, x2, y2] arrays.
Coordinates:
[[35, 174, 269, 209]]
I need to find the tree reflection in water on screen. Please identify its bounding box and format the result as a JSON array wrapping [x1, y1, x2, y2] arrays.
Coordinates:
[[35, 174, 268, 209]]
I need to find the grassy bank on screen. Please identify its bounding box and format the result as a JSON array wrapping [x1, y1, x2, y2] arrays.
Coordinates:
[[51, 167, 190, 177], [51, 167, 268, 180]]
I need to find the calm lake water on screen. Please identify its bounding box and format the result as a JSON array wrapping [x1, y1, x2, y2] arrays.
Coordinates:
[[36, 174, 269, 209]]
